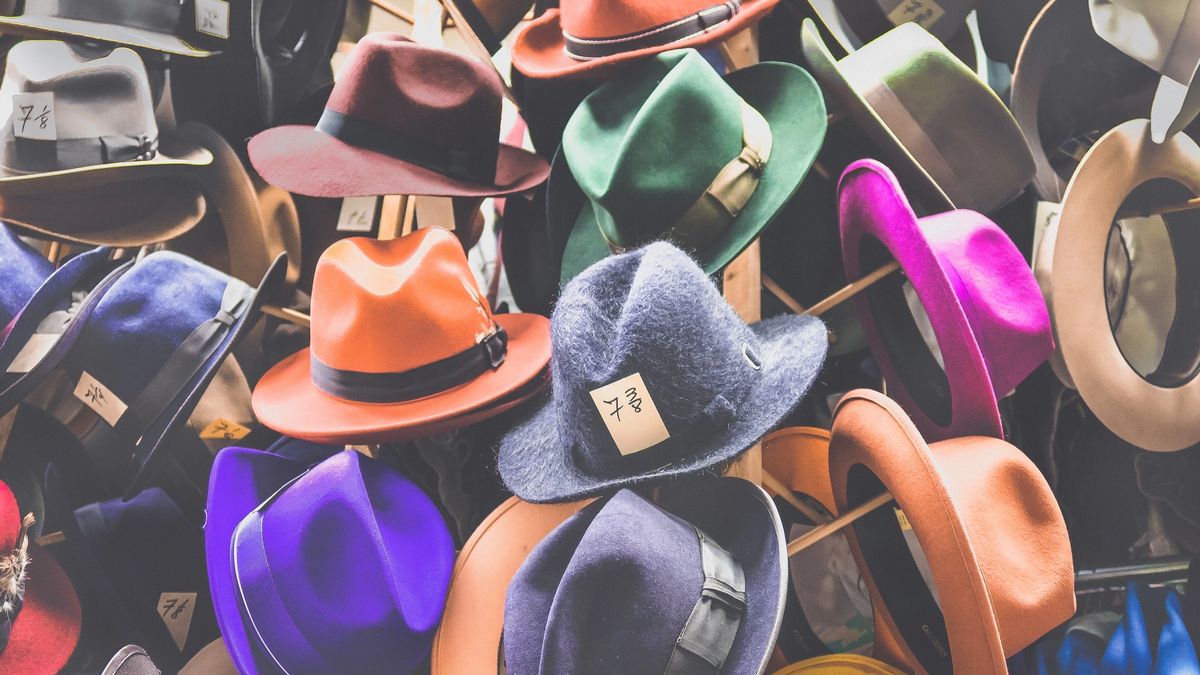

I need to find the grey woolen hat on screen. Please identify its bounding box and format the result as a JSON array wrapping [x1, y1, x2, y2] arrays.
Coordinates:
[[498, 241, 828, 503]]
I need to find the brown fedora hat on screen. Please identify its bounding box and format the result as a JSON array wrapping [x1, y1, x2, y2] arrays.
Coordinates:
[[249, 33, 549, 199], [1050, 119, 1200, 452], [829, 390, 1075, 674], [432, 497, 587, 674]]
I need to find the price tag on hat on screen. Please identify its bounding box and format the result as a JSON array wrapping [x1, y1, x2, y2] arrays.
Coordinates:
[[414, 196, 457, 231], [589, 372, 670, 456], [337, 196, 380, 233], [1031, 200, 1061, 269], [194, 0, 230, 39], [11, 92, 56, 141], [157, 592, 197, 652], [73, 371, 127, 427], [199, 417, 252, 441], [886, 0, 946, 30]]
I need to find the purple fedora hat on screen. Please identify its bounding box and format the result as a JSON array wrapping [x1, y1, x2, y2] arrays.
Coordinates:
[[839, 159, 1052, 441], [503, 476, 787, 675], [205, 448, 455, 674]]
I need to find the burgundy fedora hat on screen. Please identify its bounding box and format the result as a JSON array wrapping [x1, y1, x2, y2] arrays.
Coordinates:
[[249, 32, 549, 199]]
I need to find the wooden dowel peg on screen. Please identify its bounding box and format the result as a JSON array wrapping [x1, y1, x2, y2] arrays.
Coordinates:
[[33, 530, 65, 547], [367, 0, 416, 24], [261, 305, 312, 328], [764, 260, 901, 319], [786, 491, 894, 556], [761, 470, 828, 524], [1116, 196, 1200, 220], [762, 274, 807, 314]]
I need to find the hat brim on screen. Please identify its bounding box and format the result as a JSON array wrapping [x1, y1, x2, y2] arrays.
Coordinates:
[[247, 126, 549, 198], [552, 61, 827, 283], [431, 497, 588, 674], [827, 390, 1009, 673], [498, 312, 827, 503], [0, 15, 217, 57], [121, 254, 290, 498], [252, 312, 552, 444], [205, 448, 310, 675], [801, 19, 955, 213], [0, 540, 82, 674], [771, 653, 907, 674], [511, 0, 779, 79], [839, 160, 1001, 441], [0, 136, 213, 197]]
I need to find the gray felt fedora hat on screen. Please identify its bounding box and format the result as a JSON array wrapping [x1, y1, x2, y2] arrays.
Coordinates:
[[498, 241, 828, 503]]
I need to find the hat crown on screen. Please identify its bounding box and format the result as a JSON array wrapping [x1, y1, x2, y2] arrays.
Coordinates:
[[0, 223, 53, 326], [309, 229, 496, 376], [559, 0, 733, 39], [504, 490, 708, 674], [549, 242, 762, 475], [564, 51, 749, 249], [0, 41, 157, 173], [245, 451, 454, 670], [324, 33, 502, 177]]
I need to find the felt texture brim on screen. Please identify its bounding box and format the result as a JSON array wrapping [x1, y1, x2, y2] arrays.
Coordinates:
[[840, 160, 1001, 441], [252, 312, 552, 444], [0, 15, 217, 57], [552, 62, 827, 283], [771, 654, 906, 674], [801, 19, 955, 213], [498, 312, 827, 503], [432, 497, 587, 674], [247, 126, 549, 198], [511, 0, 780, 79], [121, 254, 289, 498], [205, 449, 310, 675], [0, 542, 82, 675], [0, 136, 213, 196]]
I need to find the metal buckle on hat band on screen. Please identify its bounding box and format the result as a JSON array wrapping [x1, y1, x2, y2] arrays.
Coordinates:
[[662, 527, 747, 675], [562, 0, 741, 61]]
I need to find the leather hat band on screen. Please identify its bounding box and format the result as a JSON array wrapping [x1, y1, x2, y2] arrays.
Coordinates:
[[310, 326, 508, 403], [563, 0, 740, 61], [604, 101, 771, 255], [663, 527, 747, 674], [5, 134, 158, 174]]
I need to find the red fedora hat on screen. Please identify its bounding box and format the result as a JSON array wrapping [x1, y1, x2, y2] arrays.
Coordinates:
[[252, 228, 551, 444], [511, 0, 780, 79], [249, 33, 549, 198]]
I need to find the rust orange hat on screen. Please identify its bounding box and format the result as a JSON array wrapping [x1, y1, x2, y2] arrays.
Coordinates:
[[432, 497, 587, 674], [829, 390, 1075, 674], [252, 228, 551, 443]]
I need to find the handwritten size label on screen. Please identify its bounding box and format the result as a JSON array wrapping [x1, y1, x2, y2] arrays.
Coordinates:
[[194, 0, 230, 39], [199, 417, 251, 441], [73, 371, 127, 427], [158, 592, 197, 651], [1031, 200, 1061, 268], [336, 196, 379, 233], [5, 333, 57, 374], [589, 372, 670, 456], [885, 0, 945, 30], [895, 508, 913, 531], [12, 92, 55, 141]]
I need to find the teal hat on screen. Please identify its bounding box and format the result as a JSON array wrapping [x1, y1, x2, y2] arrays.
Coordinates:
[[548, 49, 827, 282]]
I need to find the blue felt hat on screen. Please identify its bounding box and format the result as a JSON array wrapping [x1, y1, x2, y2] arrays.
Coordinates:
[[503, 477, 787, 674], [498, 241, 827, 503], [1102, 584, 1151, 675], [205, 448, 455, 674], [0, 244, 129, 415], [0, 223, 53, 328], [59, 250, 286, 500], [1156, 590, 1200, 675]]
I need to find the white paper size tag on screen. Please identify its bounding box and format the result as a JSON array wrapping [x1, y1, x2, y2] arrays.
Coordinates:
[[886, 0, 945, 29], [194, 0, 230, 39], [589, 372, 670, 455], [73, 371, 127, 427], [1031, 200, 1061, 269], [11, 92, 56, 141], [336, 196, 379, 233], [415, 196, 457, 231], [5, 333, 58, 374], [157, 592, 197, 651]]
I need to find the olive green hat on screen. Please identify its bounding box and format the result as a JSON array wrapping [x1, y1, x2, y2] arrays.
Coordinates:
[[549, 49, 827, 282]]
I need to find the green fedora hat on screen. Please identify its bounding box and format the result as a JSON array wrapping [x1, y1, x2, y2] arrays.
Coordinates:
[[802, 19, 1034, 214], [549, 49, 827, 282]]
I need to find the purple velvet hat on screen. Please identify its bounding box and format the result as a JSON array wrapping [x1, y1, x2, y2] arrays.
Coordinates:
[[205, 448, 455, 674], [839, 159, 1051, 441], [503, 476, 787, 674]]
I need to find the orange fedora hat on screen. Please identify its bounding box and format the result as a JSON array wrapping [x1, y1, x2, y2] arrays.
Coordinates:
[[828, 390, 1074, 674], [432, 497, 587, 674], [252, 228, 551, 444], [762, 427, 909, 672], [511, 0, 780, 79]]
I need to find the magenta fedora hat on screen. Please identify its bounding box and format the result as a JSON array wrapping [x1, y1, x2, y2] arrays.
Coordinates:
[[839, 159, 1052, 441]]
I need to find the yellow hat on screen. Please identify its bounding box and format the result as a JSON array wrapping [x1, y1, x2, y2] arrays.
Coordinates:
[[772, 653, 908, 674]]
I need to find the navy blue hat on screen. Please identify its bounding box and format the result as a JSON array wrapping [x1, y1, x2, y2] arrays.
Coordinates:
[[503, 477, 786, 674], [0, 223, 53, 327], [61, 250, 286, 499], [0, 245, 129, 415], [498, 241, 827, 503]]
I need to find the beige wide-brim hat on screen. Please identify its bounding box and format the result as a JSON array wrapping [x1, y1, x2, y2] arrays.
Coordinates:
[[1050, 118, 1200, 451]]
